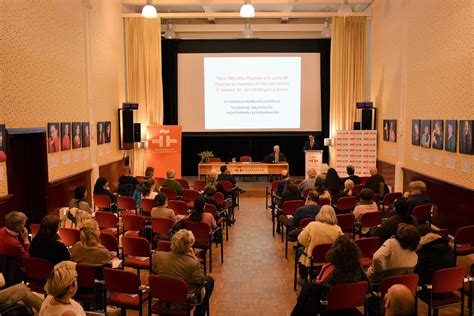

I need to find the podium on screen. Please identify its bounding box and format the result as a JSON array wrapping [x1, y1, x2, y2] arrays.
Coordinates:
[[304, 150, 323, 178]]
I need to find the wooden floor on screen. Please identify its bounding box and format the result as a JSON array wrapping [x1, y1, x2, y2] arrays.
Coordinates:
[[127, 180, 472, 316]]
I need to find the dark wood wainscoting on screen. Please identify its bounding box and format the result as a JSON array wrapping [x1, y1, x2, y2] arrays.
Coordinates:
[[47, 170, 92, 217], [99, 159, 126, 192], [0, 194, 14, 227], [402, 168, 474, 235], [377, 160, 395, 189]]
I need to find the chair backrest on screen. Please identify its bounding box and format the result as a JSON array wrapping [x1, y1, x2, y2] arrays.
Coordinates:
[[412, 204, 432, 224], [160, 187, 178, 200], [431, 266, 465, 293], [217, 181, 233, 193], [299, 217, 314, 228], [379, 274, 419, 297], [58, 227, 81, 247], [141, 198, 155, 215], [204, 203, 218, 217], [193, 180, 207, 191], [336, 213, 355, 232], [454, 225, 474, 245], [355, 237, 381, 259], [184, 220, 211, 243], [239, 155, 252, 162], [157, 240, 172, 252], [176, 179, 190, 189], [149, 275, 188, 304], [336, 196, 358, 212], [208, 157, 221, 162], [122, 214, 146, 232], [271, 180, 283, 194], [155, 177, 165, 188], [372, 194, 382, 205], [95, 211, 118, 229], [94, 194, 112, 209], [151, 218, 175, 235], [294, 179, 303, 185], [353, 184, 364, 196], [99, 232, 118, 253], [30, 223, 40, 239], [104, 268, 140, 295], [168, 200, 189, 216], [318, 198, 330, 205], [22, 256, 53, 284], [214, 192, 225, 206], [359, 211, 383, 228], [282, 200, 305, 216], [382, 192, 402, 206], [360, 177, 369, 185], [326, 281, 369, 310], [310, 243, 332, 266], [303, 188, 312, 199], [122, 236, 151, 257], [182, 189, 200, 203], [76, 263, 96, 290], [118, 196, 137, 211]]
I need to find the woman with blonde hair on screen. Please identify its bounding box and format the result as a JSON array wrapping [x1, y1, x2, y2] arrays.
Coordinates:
[[39, 261, 85, 315], [297, 205, 343, 283], [70, 219, 111, 266]]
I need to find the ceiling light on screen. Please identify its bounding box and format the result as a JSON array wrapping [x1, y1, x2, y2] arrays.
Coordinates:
[[337, 0, 352, 17], [242, 21, 253, 38], [142, 0, 157, 19], [321, 19, 331, 38], [164, 21, 176, 39], [240, 1, 255, 18]]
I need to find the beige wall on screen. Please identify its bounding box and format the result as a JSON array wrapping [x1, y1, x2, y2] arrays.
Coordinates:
[[371, 0, 474, 190], [0, 0, 125, 196]]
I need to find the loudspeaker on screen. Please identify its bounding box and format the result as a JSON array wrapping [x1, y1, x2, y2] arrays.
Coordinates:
[[353, 122, 361, 130], [119, 109, 134, 150], [133, 123, 141, 142], [361, 108, 376, 130]]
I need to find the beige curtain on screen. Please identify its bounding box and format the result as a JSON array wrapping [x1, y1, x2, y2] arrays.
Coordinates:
[[329, 16, 367, 165], [124, 18, 164, 176]]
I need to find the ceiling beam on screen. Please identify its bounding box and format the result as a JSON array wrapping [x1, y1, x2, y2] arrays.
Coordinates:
[[162, 23, 324, 32], [123, 11, 371, 18], [122, 0, 372, 5]]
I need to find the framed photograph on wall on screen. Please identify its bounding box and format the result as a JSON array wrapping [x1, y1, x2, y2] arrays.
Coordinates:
[[47, 123, 60, 153], [97, 122, 105, 145], [444, 120, 457, 153], [420, 120, 431, 148], [459, 120, 473, 155], [431, 120, 443, 150], [389, 120, 397, 142], [72, 122, 82, 149], [383, 120, 389, 141], [0, 124, 6, 162], [412, 120, 421, 146], [105, 121, 111, 143], [61, 122, 71, 151], [82, 122, 90, 148]]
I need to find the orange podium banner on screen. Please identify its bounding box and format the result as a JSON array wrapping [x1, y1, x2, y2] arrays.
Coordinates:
[[146, 125, 182, 179]]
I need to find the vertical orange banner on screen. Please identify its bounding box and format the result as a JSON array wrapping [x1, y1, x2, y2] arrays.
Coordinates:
[[146, 125, 182, 178]]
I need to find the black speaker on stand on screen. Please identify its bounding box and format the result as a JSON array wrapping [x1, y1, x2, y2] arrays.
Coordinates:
[[118, 109, 134, 150], [361, 108, 376, 130], [133, 123, 141, 142]]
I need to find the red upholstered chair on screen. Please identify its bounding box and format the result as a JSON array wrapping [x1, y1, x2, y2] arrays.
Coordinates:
[[412, 203, 433, 226], [208, 157, 221, 162], [353, 184, 364, 197], [218, 180, 239, 209], [205, 203, 228, 241], [266, 180, 283, 210], [299, 217, 314, 228], [194, 180, 207, 192], [176, 178, 190, 189], [318, 197, 330, 206], [122, 236, 152, 275], [239, 155, 252, 162], [156, 240, 172, 252], [309, 243, 332, 279], [122, 214, 146, 237], [420, 266, 466, 316], [141, 198, 155, 216], [184, 220, 213, 274], [354, 211, 383, 239], [377, 274, 419, 315], [150, 218, 175, 247], [58, 227, 81, 248], [372, 194, 382, 206], [118, 196, 137, 214], [451, 225, 474, 265], [281, 200, 305, 258], [355, 237, 381, 268], [160, 187, 178, 200], [168, 200, 189, 216], [381, 192, 402, 212], [335, 196, 357, 213], [94, 194, 112, 211], [337, 213, 355, 238], [22, 256, 54, 294], [321, 281, 369, 315], [95, 211, 121, 238], [182, 189, 201, 208], [155, 177, 165, 188], [103, 268, 148, 316], [360, 176, 369, 185], [29, 223, 40, 239], [100, 232, 119, 258], [75, 264, 101, 307], [303, 188, 312, 199]]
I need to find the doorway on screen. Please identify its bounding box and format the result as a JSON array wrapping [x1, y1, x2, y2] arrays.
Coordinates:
[[6, 128, 48, 224]]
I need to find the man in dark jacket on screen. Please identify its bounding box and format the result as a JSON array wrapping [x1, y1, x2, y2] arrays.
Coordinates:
[[373, 198, 417, 243], [364, 167, 388, 196], [404, 181, 432, 213]]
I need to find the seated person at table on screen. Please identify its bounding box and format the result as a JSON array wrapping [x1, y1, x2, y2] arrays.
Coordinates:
[[367, 224, 420, 284], [263, 145, 287, 163], [188, 197, 217, 230], [373, 198, 418, 243], [285, 190, 321, 229], [69, 186, 92, 214], [93, 177, 117, 206], [0, 211, 30, 259], [152, 229, 214, 316], [298, 168, 317, 195], [70, 220, 111, 267], [151, 192, 177, 222], [0, 275, 43, 314], [325, 168, 344, 203], [346, 165, 361, 185], [30, 215, 70, 265], [117, 166, 138, 196], [364, 167, 389, 196], [353, 188, 379, 221], [403, 181, 432, 214], [162, 169, 183, 196]]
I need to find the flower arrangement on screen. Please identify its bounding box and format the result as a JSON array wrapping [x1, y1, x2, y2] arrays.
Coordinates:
[[198, 150, 214, 162]]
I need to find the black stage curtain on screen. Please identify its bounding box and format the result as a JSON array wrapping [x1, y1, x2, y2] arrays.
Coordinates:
[[162, 39, 330, 176]]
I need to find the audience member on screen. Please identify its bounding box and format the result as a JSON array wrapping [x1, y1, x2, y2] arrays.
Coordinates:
[[162, 169, 183, 196], [206, 172, 226, 197], [346, 165, 361, 185], [30, 215, 70, 265], [39, 261, 85, 316], [368, 224, 420, 284], [117, 166, 138, 196], [325, 168, 344, 202], [217, 165, 245, 205], [151, 191, 177, 222], [280, 181, 303, 205], [264, 145, 287, 163], [314, 175, 331, 203], [152, 229, 214, 316], [373, 198, 418, 243], [0, 211, 30, 259], [384, 284, 415, 316], [144, 166, 155, 180], [287, 190, 321, 229], [133, 178, 156, 209], [0, 275, 43, 313], [276, 169, 290, 196], [297, 205, 343, 282], [353, 188, 379, 221], [403, 181, 432, 213], [319, 163, 329, 176], [188, 197, 217, 230], [70, 220, 111, 267], [364, 167, 388, 196], [68, 186, 92, 214], [297, 168, 317, 195], [93, 177, 117, 206]]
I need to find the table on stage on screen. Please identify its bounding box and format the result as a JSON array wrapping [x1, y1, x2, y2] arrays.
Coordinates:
[[198, 162, 289, 179]]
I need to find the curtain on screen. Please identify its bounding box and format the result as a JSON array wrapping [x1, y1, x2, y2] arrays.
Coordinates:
[[329, 17, 367, 165], [124, 17, 163, 176]]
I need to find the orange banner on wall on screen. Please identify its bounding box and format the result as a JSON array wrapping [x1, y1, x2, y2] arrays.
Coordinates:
[[146, 125, 182, 179]]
